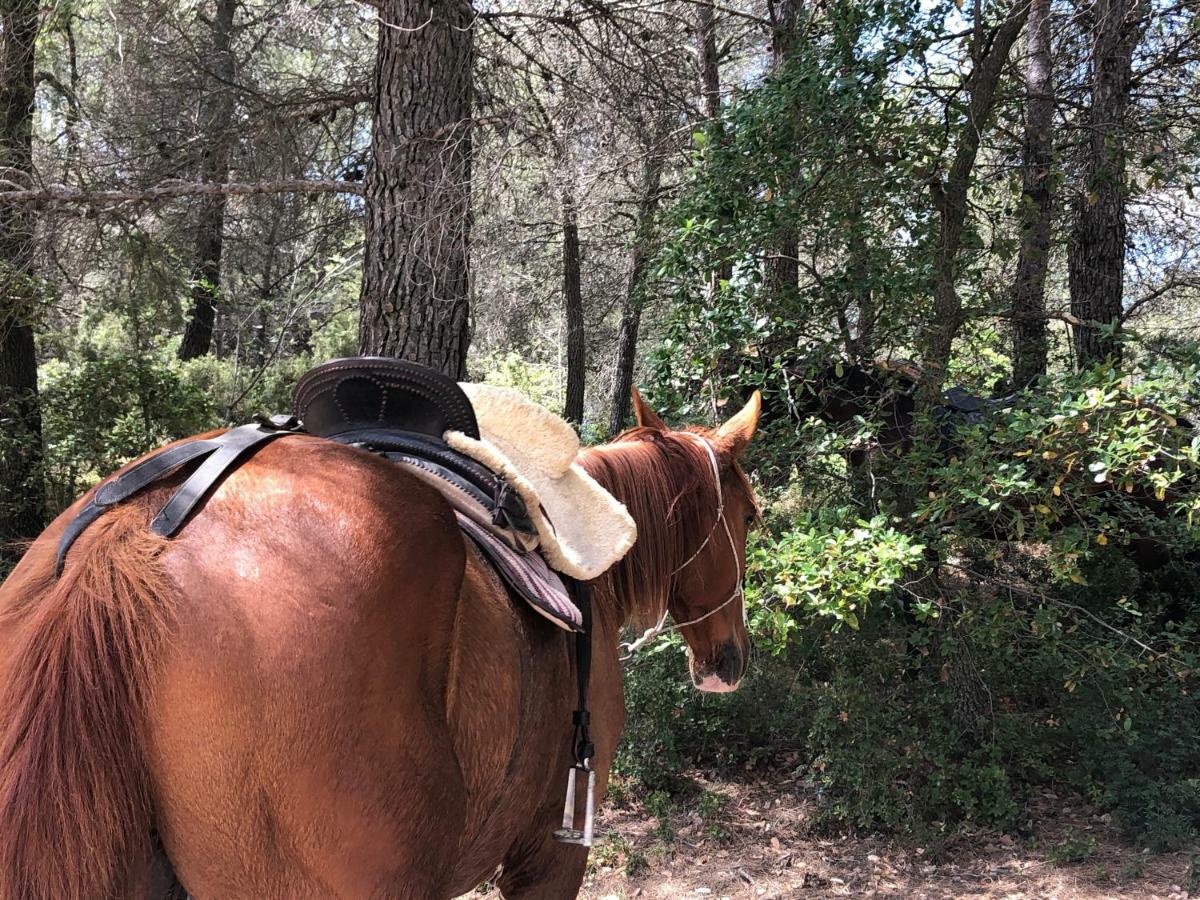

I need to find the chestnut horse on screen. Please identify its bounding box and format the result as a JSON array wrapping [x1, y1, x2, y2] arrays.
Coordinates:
[[0, 387, 760, 900]]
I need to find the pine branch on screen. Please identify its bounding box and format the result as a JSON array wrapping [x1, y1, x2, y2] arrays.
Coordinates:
[[0, 179, 364, 210]]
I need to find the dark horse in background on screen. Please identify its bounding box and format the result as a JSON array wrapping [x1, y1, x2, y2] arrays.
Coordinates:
[[775, 356, 1198, 568], [0, 389, 761, 899]]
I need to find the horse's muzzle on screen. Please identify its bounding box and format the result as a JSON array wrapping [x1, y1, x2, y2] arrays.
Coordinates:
[[690, 639, 747, 693]]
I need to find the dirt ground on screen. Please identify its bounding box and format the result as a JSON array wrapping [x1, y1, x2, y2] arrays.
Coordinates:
[[473, 772, 1197, 899]]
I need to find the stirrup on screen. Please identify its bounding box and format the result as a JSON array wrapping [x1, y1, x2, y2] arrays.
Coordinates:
[[552, 762, 596, 847]]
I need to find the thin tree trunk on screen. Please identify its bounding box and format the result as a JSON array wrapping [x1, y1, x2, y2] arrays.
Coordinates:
[[0, 0, 45, 562], [697, 0, 720, 121], [178, 0, 238, 361], [764, 0, 803, 306], [358, 0, 473, 379], [1010, 0, 1054, 388], [608, 149, 666, 437], [918, 2, 1028, 383], [562, 190, 585, 425], [697, 0, 731, 290], [253, 211, 281, 368], [1068, 0, 1146, 367]]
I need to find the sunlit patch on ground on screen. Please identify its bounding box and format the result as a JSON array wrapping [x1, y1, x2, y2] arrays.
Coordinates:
[[468, 771, 1196, 900]]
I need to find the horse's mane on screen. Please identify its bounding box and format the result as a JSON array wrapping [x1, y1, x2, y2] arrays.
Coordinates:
[[580, 427, 750, 631]]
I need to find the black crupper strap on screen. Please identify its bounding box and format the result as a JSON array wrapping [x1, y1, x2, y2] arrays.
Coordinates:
[[570, 579, 595, 767]]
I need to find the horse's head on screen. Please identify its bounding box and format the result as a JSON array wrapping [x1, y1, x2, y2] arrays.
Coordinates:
[[630, 389, 761, 693]]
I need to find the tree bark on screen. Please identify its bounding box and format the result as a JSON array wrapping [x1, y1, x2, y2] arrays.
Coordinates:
[[0, 0, 45, 562], [1010, 0, 1054, 388], [358, 0, 473, 379], [918, 2, 1028, 383], [608, 149, 666, 437], [178, 0, 239, 361], [1067, 0, 1147, 367], [562, 190, 585, 425]]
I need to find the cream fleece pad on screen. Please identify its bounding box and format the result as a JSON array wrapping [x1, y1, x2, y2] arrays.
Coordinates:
[[444, 383, 637, 581]]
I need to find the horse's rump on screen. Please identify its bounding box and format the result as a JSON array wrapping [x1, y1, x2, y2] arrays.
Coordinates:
[[0, 438, 472, 899]]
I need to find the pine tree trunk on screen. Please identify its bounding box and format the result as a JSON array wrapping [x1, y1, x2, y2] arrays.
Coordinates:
[[0, 0, 45, 563], [608, 150, 666, 437], [1010, 0, 1054, 388], [562, 191, 585, 425], [1068, 0, 1146, 367], [358, 0, 473, 379], [697, 0, 720, 121], [178, 0, 238, 361]]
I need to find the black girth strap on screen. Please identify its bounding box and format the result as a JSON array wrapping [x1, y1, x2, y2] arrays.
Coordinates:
[[55, 423, 295, 576], [569, 580, 595, 766]]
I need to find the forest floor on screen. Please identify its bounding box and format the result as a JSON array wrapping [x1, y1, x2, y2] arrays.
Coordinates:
[[475, 769, 1197, 899]]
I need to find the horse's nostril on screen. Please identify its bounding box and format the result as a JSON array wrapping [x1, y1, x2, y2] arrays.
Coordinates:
[[714, 639, 746, 683], [717, 653, 742, 683]]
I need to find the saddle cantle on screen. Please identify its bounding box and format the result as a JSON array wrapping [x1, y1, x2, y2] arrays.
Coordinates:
[[294, 357, 481, 441]]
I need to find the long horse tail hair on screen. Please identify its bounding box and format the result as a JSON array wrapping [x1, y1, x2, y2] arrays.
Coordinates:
[[0, 501, 176, 900]]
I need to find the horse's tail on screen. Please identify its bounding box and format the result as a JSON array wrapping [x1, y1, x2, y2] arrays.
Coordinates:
[[0, 503, 176, 900]]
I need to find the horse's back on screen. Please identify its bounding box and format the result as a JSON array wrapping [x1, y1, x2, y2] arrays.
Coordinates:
[[147, 436, 471, 898]]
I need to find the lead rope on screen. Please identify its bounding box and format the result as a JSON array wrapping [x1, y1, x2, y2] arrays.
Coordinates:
[[619, 433, 747, 661]]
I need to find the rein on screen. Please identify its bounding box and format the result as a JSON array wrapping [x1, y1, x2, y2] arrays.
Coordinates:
[[619, 432, 746, 659]]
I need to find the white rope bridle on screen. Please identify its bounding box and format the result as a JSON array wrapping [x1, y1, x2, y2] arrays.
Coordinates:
[[619, 433, 747, 660]]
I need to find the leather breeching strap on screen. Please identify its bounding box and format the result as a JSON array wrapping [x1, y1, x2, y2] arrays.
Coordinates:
[[55, 422, 297, 576]]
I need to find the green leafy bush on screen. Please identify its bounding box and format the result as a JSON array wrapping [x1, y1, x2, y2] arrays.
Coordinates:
[[40, 354, 219, 510], [748, 512, 925, 633]]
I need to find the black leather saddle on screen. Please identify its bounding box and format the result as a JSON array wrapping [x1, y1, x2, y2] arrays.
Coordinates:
[[294, 356, 481, 441], [293, 358, 536, 545], [55, 358, 539, 576]]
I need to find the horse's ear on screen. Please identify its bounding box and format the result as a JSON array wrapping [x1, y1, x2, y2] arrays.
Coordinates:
[[716, 390, 761, 459], [631, 386, 667, 431]]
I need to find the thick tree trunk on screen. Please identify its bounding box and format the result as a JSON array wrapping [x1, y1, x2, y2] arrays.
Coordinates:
[[918, 2, 1028, 383], [1068, 0, 1146, 367], [0, 0, 45, 562], [1010, 0, 1054, 388], [562, 191, 585, 425], [178, 0, 238, 361], [358, 0, 473, 379], [608, 150, 666, 437]]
